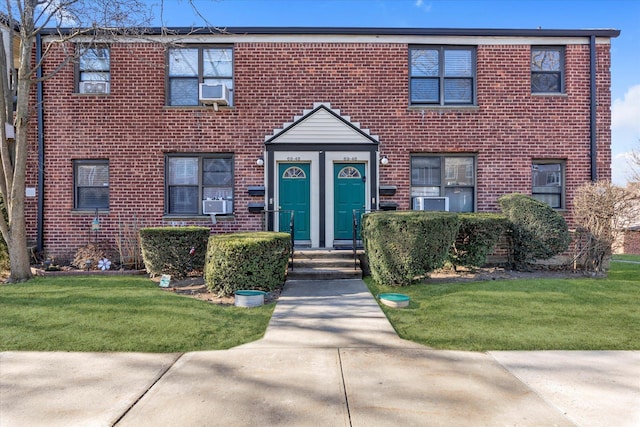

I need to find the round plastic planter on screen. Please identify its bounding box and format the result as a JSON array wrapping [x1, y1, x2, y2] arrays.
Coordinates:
[[234, 290, 266, 308], [378, 293, 410, 308]]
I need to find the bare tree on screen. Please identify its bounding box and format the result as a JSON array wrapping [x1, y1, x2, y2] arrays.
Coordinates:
[[629, 145, 640, 185], [0, 0, 151, 282], [572, 181, 640, 273]]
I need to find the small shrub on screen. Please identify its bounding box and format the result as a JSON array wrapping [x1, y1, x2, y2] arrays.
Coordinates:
[[498, 193, 570, 269], [139, 227, 209, 279], [204, 232, 291, 297], [361, 211, 460, 286], [449, 213, 509, 270], [72, 241, 118, 270]]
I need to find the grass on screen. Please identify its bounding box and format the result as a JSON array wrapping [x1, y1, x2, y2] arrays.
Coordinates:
[[611, 254, 640, 262], [0, 275, 274, 352], [365, 260, 640, 351]]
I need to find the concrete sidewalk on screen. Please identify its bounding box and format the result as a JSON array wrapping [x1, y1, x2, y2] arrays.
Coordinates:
[[1, 279, 639, 426]]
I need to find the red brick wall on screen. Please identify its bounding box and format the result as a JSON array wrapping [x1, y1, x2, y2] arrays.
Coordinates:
[[27, 39, 612, 258]]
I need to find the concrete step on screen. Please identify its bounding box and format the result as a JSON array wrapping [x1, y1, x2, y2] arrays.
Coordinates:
[[286, 266, 362, 280], [288, 249, 363, 280]]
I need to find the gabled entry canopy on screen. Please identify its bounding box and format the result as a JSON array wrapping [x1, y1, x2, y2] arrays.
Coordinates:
[[265, 103, 379, 145]]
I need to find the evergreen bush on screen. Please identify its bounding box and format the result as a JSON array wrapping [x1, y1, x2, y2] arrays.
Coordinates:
[[498, 193, 570, 268], [204, 232, 291, 296], [449, 213, 509, 269], [361, 211, 460, 286], [139, 227, 209, 279]]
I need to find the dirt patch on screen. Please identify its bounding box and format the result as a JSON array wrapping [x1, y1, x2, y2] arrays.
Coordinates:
[[151, 275, 282, 306], [426, 265, 586, 284]]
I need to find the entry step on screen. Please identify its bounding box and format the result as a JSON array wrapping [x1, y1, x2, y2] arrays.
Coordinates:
[[288, 249, 363, 280]]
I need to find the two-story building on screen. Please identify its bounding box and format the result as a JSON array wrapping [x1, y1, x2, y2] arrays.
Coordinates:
[[24, 26, 619, 260]]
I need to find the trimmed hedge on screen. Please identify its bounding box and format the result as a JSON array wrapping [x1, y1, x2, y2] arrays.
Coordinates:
[[361, 211, 460, 286], [139, 227, 209, 279], [498, 193, 570, 268], [449, 213, 509, 269], [204, 232, 291, 297]]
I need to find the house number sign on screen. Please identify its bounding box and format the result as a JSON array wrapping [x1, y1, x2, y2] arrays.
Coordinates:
[[343, 156, 358, 161], [286, 157, 301, 161]]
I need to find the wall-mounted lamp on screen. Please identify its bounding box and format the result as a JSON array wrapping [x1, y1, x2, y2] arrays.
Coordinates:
[[380, 155, 389, 166], [256, 157, 264, 166]]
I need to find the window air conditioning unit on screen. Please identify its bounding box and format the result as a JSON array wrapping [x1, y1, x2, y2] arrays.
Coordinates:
[[413, 196, 449, 211], [199, 83, 230, 105], [203, 199, 230, 214], [79, 81, 110, 94]]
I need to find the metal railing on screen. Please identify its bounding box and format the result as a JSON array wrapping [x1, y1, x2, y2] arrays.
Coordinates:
[[352, 209, 376, 270], [262, 209, 295, 269]]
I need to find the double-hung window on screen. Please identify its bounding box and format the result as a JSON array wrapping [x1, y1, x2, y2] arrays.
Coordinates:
[[77, 46, 110, 94], [411, 155, 475, 212], [168, 47, 233, 106], [410, 46, 475, 105], [531, 47, 564, 94], [532, 161, 564, 208], [74, 160, 109, 210], [166, 154, 234, 215]]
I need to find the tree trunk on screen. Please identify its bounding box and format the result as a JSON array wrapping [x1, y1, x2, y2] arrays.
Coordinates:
[[6, 229, 31, 282]]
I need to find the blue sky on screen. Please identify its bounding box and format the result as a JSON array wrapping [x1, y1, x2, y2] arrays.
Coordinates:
[[150, 0, 639, 185]]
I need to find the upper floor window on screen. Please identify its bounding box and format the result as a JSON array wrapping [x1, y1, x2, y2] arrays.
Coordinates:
[[531, 47, 564, 94], [532, 161, 564, 209], [165, 154, 234, 215], [168, 47, 233, 106], [410, 46, 475, 106], [77, 46, 110, 94], [411, 155, 475, 212], [74, 160, 109, 210]]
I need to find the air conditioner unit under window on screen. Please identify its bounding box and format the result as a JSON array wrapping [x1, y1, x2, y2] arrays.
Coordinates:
[[413, 196, 449, 211], [199, 83, 230, 105], [203, 199, 230, 214], [79, 81, 110, 94]]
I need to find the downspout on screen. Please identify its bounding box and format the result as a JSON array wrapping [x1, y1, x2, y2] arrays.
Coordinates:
[[36, 33, 44, 252], [589, 34, 597, 182]]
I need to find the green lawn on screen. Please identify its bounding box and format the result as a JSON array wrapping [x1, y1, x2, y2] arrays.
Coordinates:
[[0, 275, 274, 352], [611, 254, 640, 262], [366, 260, 640, 351]]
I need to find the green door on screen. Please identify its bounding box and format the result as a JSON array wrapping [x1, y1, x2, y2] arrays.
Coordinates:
[[278, 163, 311, 241], [334, 163, 366, 240]]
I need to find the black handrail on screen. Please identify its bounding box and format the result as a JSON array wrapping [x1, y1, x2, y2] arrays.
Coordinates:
[[352, 209, 375, 270], [261, 209, 295, 269]]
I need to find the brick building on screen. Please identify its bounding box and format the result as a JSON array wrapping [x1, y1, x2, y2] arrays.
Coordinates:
[[25, 27, 620, 259]]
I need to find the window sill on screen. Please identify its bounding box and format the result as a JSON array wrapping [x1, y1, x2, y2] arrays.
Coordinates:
[[73, 93, 110, 96], [71, 209, 110, 215], [162, 214, 234, 221], [531, 93, 568, 97], [408, 105, 479, 112], [163, 105, 235, 111]]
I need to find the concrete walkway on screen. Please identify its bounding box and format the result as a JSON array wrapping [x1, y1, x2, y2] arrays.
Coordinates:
[[1, 279, 639, 426]]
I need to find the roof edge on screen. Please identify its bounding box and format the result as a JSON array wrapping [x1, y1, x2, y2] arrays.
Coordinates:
[[38, 26, 621, 38]]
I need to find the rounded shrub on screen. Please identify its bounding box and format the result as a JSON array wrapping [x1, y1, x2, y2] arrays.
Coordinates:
[[139, 227, 209, 279], [449, 213, 509, 269], [361, 211, 460, 286], [204, 232, 291, 297], [498, 193, 570, 268]]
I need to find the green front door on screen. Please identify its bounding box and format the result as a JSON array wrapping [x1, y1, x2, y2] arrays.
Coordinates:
[[278, 163, 311, 241], [334, 163, 366, 240]]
